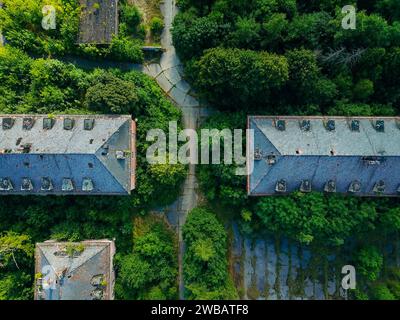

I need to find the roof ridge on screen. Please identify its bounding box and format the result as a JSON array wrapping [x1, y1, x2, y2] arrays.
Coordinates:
[[68, 243, 109, 275]]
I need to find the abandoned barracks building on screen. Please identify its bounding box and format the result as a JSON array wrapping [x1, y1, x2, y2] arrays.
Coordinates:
[[0, 114, 136, 195], [34, 240, 115, 300], [248, 116, 400, 197], [77, 0, 119, 44]]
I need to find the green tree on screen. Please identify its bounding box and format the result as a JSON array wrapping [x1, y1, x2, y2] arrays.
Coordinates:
[[84, 73, 138, 114], [333, 11, 391, 49], [230, 17, 261, 49], [0, 232, 34, 270], [353, 79, 374, 102], [371, 284, 396, 300], [194, 47, 288, 110], [183, 207, 237, 299], [172, 13, 229, 61], [355, 246, 383, 281]]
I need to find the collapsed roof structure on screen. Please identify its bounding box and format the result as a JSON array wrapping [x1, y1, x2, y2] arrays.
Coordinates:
[[77, 0, 119, 44], [34, 240, 115, 300], [0, 114, 136, 195], [248, 116, 400, 197]]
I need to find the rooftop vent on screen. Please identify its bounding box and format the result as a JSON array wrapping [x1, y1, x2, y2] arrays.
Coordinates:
[[116, 150, 126, 160], [101, 144, 109, 156], [84, 119, 95, 130], [21, 143, 32, 154], [349, 180, 361, 193], [43, 118, 55, 130], [375, 120, 385, 132], [325, 120, 335, 131], [324, 180, 336, 193], [82, 178, 94, 192], [373, 180, 385, 193], [23, 118, 35, 130], [0, 178, 13, 191], [254, 147, 263, 161], [275, 120, 286, 131], [362, 156, 382, 165], [300, 179, 312, 193], [2, 118, 15, 130], [21, 178, 33, 191], [350, 120, 360, 132], [53, 250, 68, 257], [267, 155, 276, 165], [275, 179, 287, 193], [300, 120, 311, 131], [62, 178, 74, 192], [63, 118, 74, 130], [41, 177, 53, 191]]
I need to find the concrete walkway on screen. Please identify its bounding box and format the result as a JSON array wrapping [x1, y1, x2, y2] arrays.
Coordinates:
[[144, 0, 212, 299]]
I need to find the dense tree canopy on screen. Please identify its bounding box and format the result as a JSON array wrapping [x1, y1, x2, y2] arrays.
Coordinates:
[[183, 207, 238, 300], [115, 216, 178, 300], [173, 0, 400, 113]]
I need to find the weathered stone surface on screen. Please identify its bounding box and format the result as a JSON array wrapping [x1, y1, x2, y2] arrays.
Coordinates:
[[160, 48, 181, 70], [164, 67, 182, 86], [156, 72, 174, 93], [169, 86, 187, 106], [145, 63, 163, 78], [175, 79, 191, 94], [183, 94, 199, 108]]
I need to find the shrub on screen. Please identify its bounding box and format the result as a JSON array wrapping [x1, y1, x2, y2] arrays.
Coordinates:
[[150, 17, 165, 38]]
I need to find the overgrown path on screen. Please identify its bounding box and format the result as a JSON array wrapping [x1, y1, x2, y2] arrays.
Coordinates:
[[143, 0, 212, 300]]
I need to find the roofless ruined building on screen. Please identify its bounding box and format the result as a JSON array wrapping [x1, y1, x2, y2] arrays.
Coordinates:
[[77, 0, 119, 44], [0, 114, 136, 195], [35, 240, 115, 300], [248, 116, 400, 197]]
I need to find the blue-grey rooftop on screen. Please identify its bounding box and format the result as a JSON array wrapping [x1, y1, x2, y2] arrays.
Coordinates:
[[0, 114, 136, 195], [248, 116, 400, 196], [34, 240, 115, 300]]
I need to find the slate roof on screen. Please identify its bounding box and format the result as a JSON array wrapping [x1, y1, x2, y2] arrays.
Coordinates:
[[34, 240, 115, 300], [77, 0, 119, 44], [248, 116, 400, 197], [0, 114, 136, 195]]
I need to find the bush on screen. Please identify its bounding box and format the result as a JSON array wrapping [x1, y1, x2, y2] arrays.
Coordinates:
[[108, 37, 144, 63], [120, 4, 142, 34], [150, 17, 165, 39]]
